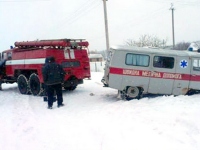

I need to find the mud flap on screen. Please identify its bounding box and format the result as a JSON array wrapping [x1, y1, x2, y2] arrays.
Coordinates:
[[117, 90, 127, 100]]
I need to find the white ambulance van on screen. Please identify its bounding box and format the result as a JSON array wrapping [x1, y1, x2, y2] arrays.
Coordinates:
[[102, 45, 200, 100]]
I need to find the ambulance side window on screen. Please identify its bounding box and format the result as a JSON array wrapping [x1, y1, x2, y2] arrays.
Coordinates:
[[193, 59, 200, 71], [153, 56, 174, 69], [125, 53, 149, 67]]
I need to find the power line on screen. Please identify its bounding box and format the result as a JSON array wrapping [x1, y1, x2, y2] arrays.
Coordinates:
[[0, 0, 50, 2], [62, 1, 101, 26], [62, 0, 99, 22], [40, 0, 101, 37], [147, 0, 200, 6], [115, 4, 169, 32]]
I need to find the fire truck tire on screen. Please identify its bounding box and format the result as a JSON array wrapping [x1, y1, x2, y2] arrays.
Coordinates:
[[17, 75, 29, 94], [29, 73, 42, 96], [126, 86, 141, 100]]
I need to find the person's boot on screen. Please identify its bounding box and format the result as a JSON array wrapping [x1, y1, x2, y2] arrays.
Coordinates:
[[43, 96, 48, 102], [47, 106, 53, 109], [57, 103, 64, 108]]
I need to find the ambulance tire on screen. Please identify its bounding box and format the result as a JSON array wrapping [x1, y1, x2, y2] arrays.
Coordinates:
[[29, 73, 42, 96], [17, 74, 29, 95], [126, 86, 141, 100], [186, 89, 196, 96]]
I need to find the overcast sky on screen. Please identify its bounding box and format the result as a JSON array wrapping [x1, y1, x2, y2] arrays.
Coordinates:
[[0, 0, 200, 52]]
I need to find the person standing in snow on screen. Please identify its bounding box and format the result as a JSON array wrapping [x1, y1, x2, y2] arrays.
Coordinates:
[[0, 81, 2, 91], [0, 58, 7, 91], [42, 57, 56, 102], [42, 56, 66, 109]]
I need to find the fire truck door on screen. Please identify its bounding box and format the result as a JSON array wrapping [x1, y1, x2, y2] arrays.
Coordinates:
[[189, 57, 200, 90], [148, 55, 175, 95], [4, 52, 15, 76]]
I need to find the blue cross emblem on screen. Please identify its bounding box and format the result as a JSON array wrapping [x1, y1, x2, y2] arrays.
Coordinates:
[[180, 60, 188, 68]]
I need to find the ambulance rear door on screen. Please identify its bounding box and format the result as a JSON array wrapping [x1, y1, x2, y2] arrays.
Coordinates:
[[172, 56, 190, 95], [189, 57, 200, 90]]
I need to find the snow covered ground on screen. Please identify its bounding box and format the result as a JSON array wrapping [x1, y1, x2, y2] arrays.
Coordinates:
[[0, 72, 200, 150]]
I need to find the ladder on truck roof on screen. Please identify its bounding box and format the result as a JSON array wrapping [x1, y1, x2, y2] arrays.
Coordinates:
[[14, 39, 89, 49]]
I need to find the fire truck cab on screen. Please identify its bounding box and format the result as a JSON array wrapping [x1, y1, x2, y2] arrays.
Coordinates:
[[0, 39, 90, 95]]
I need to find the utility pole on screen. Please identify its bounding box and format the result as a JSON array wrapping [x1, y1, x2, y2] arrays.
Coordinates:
[[102, 0, 110, 51], [170, 3, 175, 49]]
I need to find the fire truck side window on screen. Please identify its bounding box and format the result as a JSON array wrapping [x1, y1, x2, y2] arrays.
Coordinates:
[[62, 61, 80, 68], [193, 59, 200, 71], [2, 52, 12, 60], [153, 56, 174, 69], [7, 52, 12, 60], [125, 53, 149, 67]]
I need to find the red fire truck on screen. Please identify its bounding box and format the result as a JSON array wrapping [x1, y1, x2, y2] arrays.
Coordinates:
[[0, 39, 90, 95]]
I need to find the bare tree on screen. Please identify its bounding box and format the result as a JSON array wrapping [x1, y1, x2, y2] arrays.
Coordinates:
[[174, 41, 191, 50], [125, 34, 167, 48], [89, 50, 98, 54], [125, 39, 137, 46], [139, 34, 151, 47]]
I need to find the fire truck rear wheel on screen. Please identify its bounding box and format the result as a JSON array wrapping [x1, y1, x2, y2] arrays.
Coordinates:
[[17, 74, 29, 94], [126, 86, 141, 100], [29, 73, 42, 96]]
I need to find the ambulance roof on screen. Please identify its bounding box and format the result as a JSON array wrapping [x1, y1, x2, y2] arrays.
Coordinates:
[[111, 45, 200, 57]]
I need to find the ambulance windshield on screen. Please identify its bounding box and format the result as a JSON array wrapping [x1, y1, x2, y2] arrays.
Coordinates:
[[106, 50, 112, 63]]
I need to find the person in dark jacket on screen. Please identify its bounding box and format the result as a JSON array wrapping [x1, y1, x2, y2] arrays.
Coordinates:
[[42, 57, 56, 102], [42, 56, 66, 109], [0, 81, 2, 91], [0, 59, 7, 91]]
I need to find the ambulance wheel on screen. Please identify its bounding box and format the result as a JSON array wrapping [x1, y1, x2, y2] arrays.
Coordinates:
[[29, 73, 42, 96], [17, 74, 29, 94], [126, 86, 141, 100]]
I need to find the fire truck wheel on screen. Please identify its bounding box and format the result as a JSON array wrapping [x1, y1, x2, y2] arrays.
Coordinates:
[[17, 75, 29, 94], [29, 73, 42, 96], [126, 86, 141, 100]]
